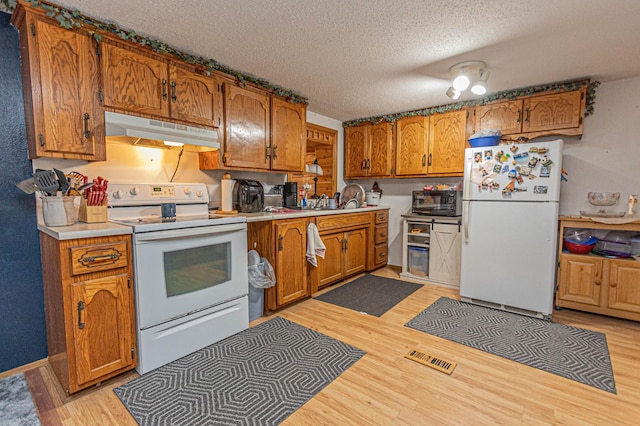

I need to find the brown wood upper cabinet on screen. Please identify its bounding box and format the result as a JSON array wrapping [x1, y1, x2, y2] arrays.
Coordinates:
[[101, 41, 220, 128], [11, 6, 105, 161], [344, 122, 394, 179], [395, 116, 429, 176], [427, 109, 468, 175], [202, 83, 306, 172], [473, 87, 586, 139]]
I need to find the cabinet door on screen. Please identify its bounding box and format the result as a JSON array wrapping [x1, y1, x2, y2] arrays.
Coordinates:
[[101, 42, 170, 117], [608, 260, 640, 313], [70, 274, 134, 386], [474, 100, 523, 135], [428, 110, 467, 175], [368, 122, 394, 177], [27, 18, 104, 160], [169, 65, 218, 127], [271, 97, 306, 172], [428, 223, 461, 285], [343, 229, 367, 276], [274, 219, 309, 306], [316, 233, 344, 288], [395, 116, 429, 176], [522, 89, 584, 133], [223, 84, 271, 169], [557, 255, 603, 306], [344, 125, 368, 178]]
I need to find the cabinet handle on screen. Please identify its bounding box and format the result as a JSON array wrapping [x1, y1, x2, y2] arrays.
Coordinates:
[[525, 107, 530, 123], [265, 144, 271, 159], [162, 79, 167, 100], [81, 253, 119, 263], [428, 153, 432, 166], [278, 235, 283, 251], [83, 113, 91, 139], [77, 301, 85, 329], [361, 160, 366, 170], [422, 154, 426, 167], [380, 233, 386, 238], [171, 81, 177, 103], [273, 145, 278, 160], [379, 252, 386, 258], [595, 278, 601, 286], [517, 108, 522, 123], [39, 134, 45, 147], [609, 280, 616, 288], [367, 159, 370, 169]]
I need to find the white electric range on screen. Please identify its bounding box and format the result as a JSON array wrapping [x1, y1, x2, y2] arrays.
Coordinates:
[[108, 182, 249, 374]]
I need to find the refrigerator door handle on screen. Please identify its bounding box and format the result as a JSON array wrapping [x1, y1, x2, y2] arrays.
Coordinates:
[[463, 153, 472, 201], [463, 200, 470, 243]]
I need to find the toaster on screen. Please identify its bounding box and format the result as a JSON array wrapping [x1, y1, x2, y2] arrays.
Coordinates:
[[232, 179, 264, 213]]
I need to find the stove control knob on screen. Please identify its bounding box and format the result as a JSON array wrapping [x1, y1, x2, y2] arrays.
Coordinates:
[[183, 187, 192, 195], [196, 190, 204, 197], [113, 190, 124, 199], [129, 187, 140, 196]]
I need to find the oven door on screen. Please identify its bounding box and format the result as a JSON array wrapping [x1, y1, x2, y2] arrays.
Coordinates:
[[133, 222, 247, 329]]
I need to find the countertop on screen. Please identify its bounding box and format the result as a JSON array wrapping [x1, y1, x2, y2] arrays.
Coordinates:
[[237, 205, 390, 223], [37, 205, 391, 239], [38, 221, 132, 240]]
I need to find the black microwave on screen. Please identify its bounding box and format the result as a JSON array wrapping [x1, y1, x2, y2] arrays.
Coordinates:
[[412, 189, 462, 217]]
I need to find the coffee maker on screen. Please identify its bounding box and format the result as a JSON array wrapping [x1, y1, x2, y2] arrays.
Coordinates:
[[283, 182, 299, 208]]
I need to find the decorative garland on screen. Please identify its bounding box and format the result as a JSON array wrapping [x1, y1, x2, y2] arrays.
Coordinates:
[[344, 79, 600, 127], [1, 1, 601, 118], [1, 0, 308, 104]]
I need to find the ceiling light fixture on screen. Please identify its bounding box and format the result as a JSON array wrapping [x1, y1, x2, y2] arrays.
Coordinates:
[[447, 61, 488, 99]]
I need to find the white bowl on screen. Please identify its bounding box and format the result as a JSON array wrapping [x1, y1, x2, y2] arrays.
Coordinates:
[[587, 192, 620, 206]]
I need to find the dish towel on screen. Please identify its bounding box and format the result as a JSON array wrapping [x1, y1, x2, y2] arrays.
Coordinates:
[[306, 223, 326, 267]]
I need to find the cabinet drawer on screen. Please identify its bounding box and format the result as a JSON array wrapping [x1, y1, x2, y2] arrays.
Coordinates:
[[374, 225, 388, 245], [373, 244, 388, 266], [69, 240, 129, 276], [375, 210, 388, 224], [316, 213, 371, 232]]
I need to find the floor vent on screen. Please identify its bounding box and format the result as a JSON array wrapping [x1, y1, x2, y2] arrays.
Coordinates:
[[405, 349, 456, 375]]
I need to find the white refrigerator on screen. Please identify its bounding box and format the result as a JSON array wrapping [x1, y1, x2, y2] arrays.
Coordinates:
[[460, 139, 564, 319]]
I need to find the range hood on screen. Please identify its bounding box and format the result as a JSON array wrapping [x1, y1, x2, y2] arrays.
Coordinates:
[[104, 111, 219, 151]]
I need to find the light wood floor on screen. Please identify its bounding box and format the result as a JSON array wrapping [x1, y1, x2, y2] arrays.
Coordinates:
[[12, 267, 640, 425]]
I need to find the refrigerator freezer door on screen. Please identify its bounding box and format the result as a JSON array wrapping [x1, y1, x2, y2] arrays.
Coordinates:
[[464, 139, 563, 202], [459, 200, 559, 316]]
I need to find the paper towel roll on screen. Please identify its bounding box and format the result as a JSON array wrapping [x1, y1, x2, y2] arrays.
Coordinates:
[[221, 179, 235, 212]]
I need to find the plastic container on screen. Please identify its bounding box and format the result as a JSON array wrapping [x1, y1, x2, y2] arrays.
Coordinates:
[[468, 135, 501, 147], [630, 237, 640, 256], [42, 196, 75, 227], [604, 231, 632, 244], [595, 240, 632, 257], [563, 229, 591, 244], [409, 246, 429, 276]]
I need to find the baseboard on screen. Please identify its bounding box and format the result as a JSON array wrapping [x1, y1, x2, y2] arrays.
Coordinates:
[[0, 358, 48, 378]]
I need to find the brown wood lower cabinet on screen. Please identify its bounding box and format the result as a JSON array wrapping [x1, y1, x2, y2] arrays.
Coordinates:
[[40, 232, 136, 394], [556, 217, 640, 322], [246, 209, 390, 313]]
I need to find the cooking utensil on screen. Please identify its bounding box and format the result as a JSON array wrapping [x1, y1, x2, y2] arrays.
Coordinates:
[[15, 177, 39, 194], [33, 169, 59, 196], [53, 169, 70, 194]]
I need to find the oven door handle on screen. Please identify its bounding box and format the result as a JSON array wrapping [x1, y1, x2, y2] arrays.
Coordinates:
[[134, 223, 246, 242]]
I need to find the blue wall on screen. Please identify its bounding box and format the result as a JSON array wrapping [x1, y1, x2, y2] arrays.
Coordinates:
[[0, 11, 47, 372]]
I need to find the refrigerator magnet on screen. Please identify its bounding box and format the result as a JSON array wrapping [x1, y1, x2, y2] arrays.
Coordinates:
[[484, 149, 493, 160], [537, 147, 548, 155], [494, 150, 504, 162], [528, 146, 539, 153], [541, 156, 553, 167], [501, 165, 509, 174], [513, 152, 529, 162], [474, 152, 482, 163], [528, 157, 539, 168], [493, 164, 502, 173], [491, 181, 500, 190], [533, 186, 548, 194], [540, 165, 551, 177], [510, 145, 519, 153]]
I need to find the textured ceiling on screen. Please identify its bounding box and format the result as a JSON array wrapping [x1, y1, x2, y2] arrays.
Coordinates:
[[47, 0, 640, 121]]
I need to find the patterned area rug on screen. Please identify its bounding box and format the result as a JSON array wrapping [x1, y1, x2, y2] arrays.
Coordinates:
[[314, 274, 422, 316], [115, 317, 365, 425], [406, 297, 616, 394], [0, 373, 40, 425]]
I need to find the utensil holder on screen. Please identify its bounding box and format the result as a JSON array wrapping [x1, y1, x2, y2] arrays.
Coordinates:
[[78, 197, 108, 223], [42, 196, 76, 227]]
